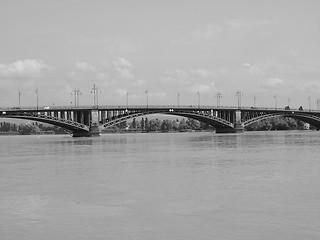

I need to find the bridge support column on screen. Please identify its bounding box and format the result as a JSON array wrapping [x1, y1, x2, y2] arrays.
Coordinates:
[[88, 110, 101, 136], [216, 109, 244, 133], [215, 128, 237, 133], [72, 110, 101, 137], [234, 122, 244, 133], [234, 110, 244, 133]]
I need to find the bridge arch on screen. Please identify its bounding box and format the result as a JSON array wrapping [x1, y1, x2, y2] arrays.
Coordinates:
[[0, 112, 89, 133], [101, 109, 234, 130], [243, 112, 320, 130]]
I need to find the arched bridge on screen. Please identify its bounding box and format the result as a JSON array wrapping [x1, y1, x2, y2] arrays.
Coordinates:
[[1, 105, 320, 136]]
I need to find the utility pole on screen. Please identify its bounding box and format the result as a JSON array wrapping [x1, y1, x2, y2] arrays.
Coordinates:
[[274, 94, 277, 109], [177, 92, 180, 107]]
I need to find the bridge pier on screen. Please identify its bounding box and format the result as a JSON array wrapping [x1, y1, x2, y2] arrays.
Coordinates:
[[234, 122, 245, 133], [215, 128, 236, 133], [215, 123, 244, 133], [71, 109, 101, 137], [72, 125, 101, 137]]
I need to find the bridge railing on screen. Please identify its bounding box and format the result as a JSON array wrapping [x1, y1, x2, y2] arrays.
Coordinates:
[[1, 105, 320, 113]]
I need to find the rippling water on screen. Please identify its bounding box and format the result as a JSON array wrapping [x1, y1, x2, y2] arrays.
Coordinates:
[[1, 131, 320, 240]]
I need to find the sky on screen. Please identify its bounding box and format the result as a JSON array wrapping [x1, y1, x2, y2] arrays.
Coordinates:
[[0, 0, 320, 109]]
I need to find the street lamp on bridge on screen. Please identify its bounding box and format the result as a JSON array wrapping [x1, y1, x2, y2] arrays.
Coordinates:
[[274, 94, 277, 109], [308, 96, 311, 111], [215, 92, 222, 107], [177, 92, 180, 108], [126, 91, 129, 108], [18, 91, 21, 108], [145, 89, 149, 108], [71, 88, 82, 107], [91, 84, 101, 108], [36, 88, 39, 110], [235, 91, 243, 108], [316, 98, 320, 110], [197, 91, 200, 108]]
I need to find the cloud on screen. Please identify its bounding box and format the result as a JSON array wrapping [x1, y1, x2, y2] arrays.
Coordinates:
[[193, 19, 277, 40], [288, 49, 298, 57], [67, 61, 109, 82], [133, 78, 145, 86], [303, 81, 320, 93], [150, 91, 166, 98], [0, 59, 51, 78], [261, 77, 285, 89], [162, 68, 226, 85], [225, 19, 277, 29], [161, 69, 190, 84], [75, 61, 96, 71], [69, 36, 144, 56], [187, 82, 215, 94], [189, 69, 221, 78], [116, 88, 128, 96], [113, 57, 135, 79], [242, 63, 264, 75], [193, 24, 224, 39], [241, 57, 301, 77]]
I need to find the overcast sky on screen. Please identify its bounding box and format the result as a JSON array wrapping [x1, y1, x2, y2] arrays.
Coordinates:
[[1, 0, 320, 108]]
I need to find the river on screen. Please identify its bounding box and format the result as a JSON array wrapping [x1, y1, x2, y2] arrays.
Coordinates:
[[0, 131, 320, 240]]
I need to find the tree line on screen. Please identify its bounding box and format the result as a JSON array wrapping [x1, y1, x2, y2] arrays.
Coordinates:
[[0, 116, 311, 135], [103, 117, 213, 133], [104, 116, 311, 133], [0, 122, 65, 135]]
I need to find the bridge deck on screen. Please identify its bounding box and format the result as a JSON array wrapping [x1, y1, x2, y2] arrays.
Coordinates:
[[2, 105, 320, 113]]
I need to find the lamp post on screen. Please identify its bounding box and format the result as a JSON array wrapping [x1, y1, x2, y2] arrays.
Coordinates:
[[177, 92, 180, 107], [274, 94, 277, 109], [36, 88, 39, 110], [18, 91, 21, 108], [235, 91, 243, 108], [316, 99, 320, 110], [144, 89, 149, 108], [71, 88, 82, 107], [126, 91, 129, 108], [91, 84, 101, 108], [253, 95, 256, 108], [197, 91, 200, 108], [215, 92, 222, 107], [308, 96, 311, 111]]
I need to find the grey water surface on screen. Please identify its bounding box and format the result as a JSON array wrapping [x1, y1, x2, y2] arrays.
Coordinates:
[[1, 131, 320, 240]]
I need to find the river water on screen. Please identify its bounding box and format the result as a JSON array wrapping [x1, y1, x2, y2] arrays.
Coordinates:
[[0, 131, 320, 240]]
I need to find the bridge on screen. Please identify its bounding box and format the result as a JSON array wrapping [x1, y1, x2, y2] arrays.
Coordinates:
[[1, 105, 320, 137]]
